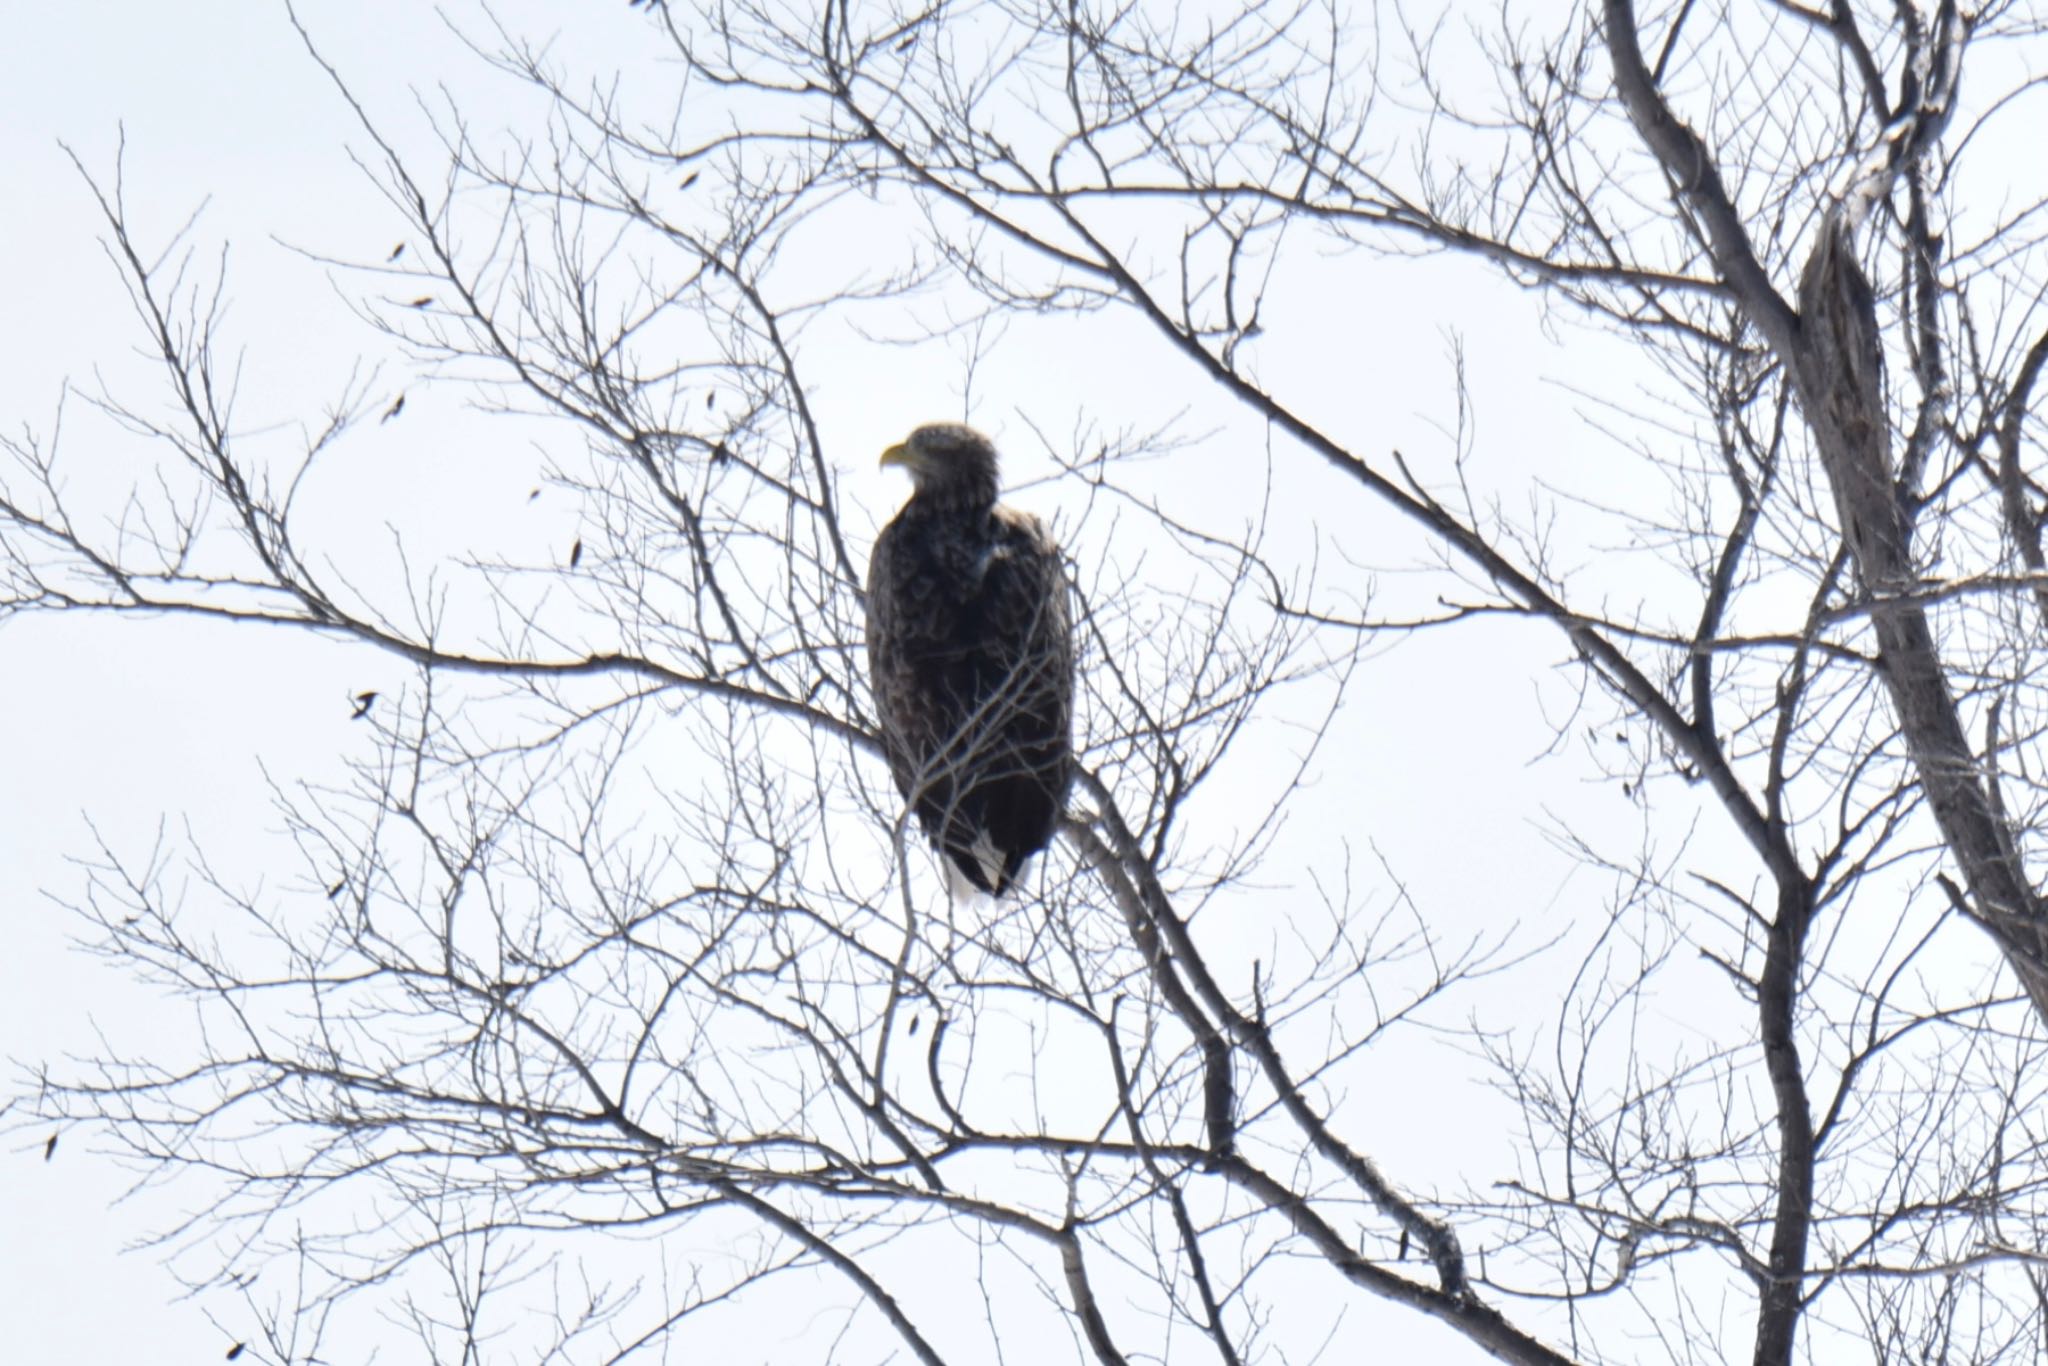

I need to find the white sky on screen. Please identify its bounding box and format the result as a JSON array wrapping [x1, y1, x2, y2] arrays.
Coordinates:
[[0, 1, 1870, 1362], [0, 12, 639, 1359]]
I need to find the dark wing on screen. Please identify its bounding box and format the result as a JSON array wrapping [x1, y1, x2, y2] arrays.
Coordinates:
[[978, 503, 1074, 817], [866, 505, 1073, 893]]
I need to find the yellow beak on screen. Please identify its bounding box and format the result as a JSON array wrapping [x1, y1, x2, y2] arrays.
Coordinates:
[[878, 442, 909, 470]]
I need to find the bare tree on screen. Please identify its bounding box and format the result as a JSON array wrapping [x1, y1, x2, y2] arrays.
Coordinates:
[[10, 2, 2048, 1362]]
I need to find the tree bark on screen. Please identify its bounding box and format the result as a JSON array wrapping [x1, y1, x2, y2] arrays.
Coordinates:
[[1793, 221, 2048, 1026]]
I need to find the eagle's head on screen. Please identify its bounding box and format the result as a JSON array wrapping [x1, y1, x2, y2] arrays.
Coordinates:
[[880, 423, 1001, 508]]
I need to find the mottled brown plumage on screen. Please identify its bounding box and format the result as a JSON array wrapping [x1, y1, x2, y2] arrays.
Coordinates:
[[866, 423, 1073, 895]]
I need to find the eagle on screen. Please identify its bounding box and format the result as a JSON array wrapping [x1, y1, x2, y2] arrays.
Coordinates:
[[866, 423, 1074, 896]]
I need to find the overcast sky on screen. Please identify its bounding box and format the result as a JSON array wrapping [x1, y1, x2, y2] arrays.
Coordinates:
[[0, 3, 1729, 1362], [0, 12, 629, 1359]]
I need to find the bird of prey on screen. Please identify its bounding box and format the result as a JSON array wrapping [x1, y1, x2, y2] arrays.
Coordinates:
[[866, 423, 1074, 896]]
